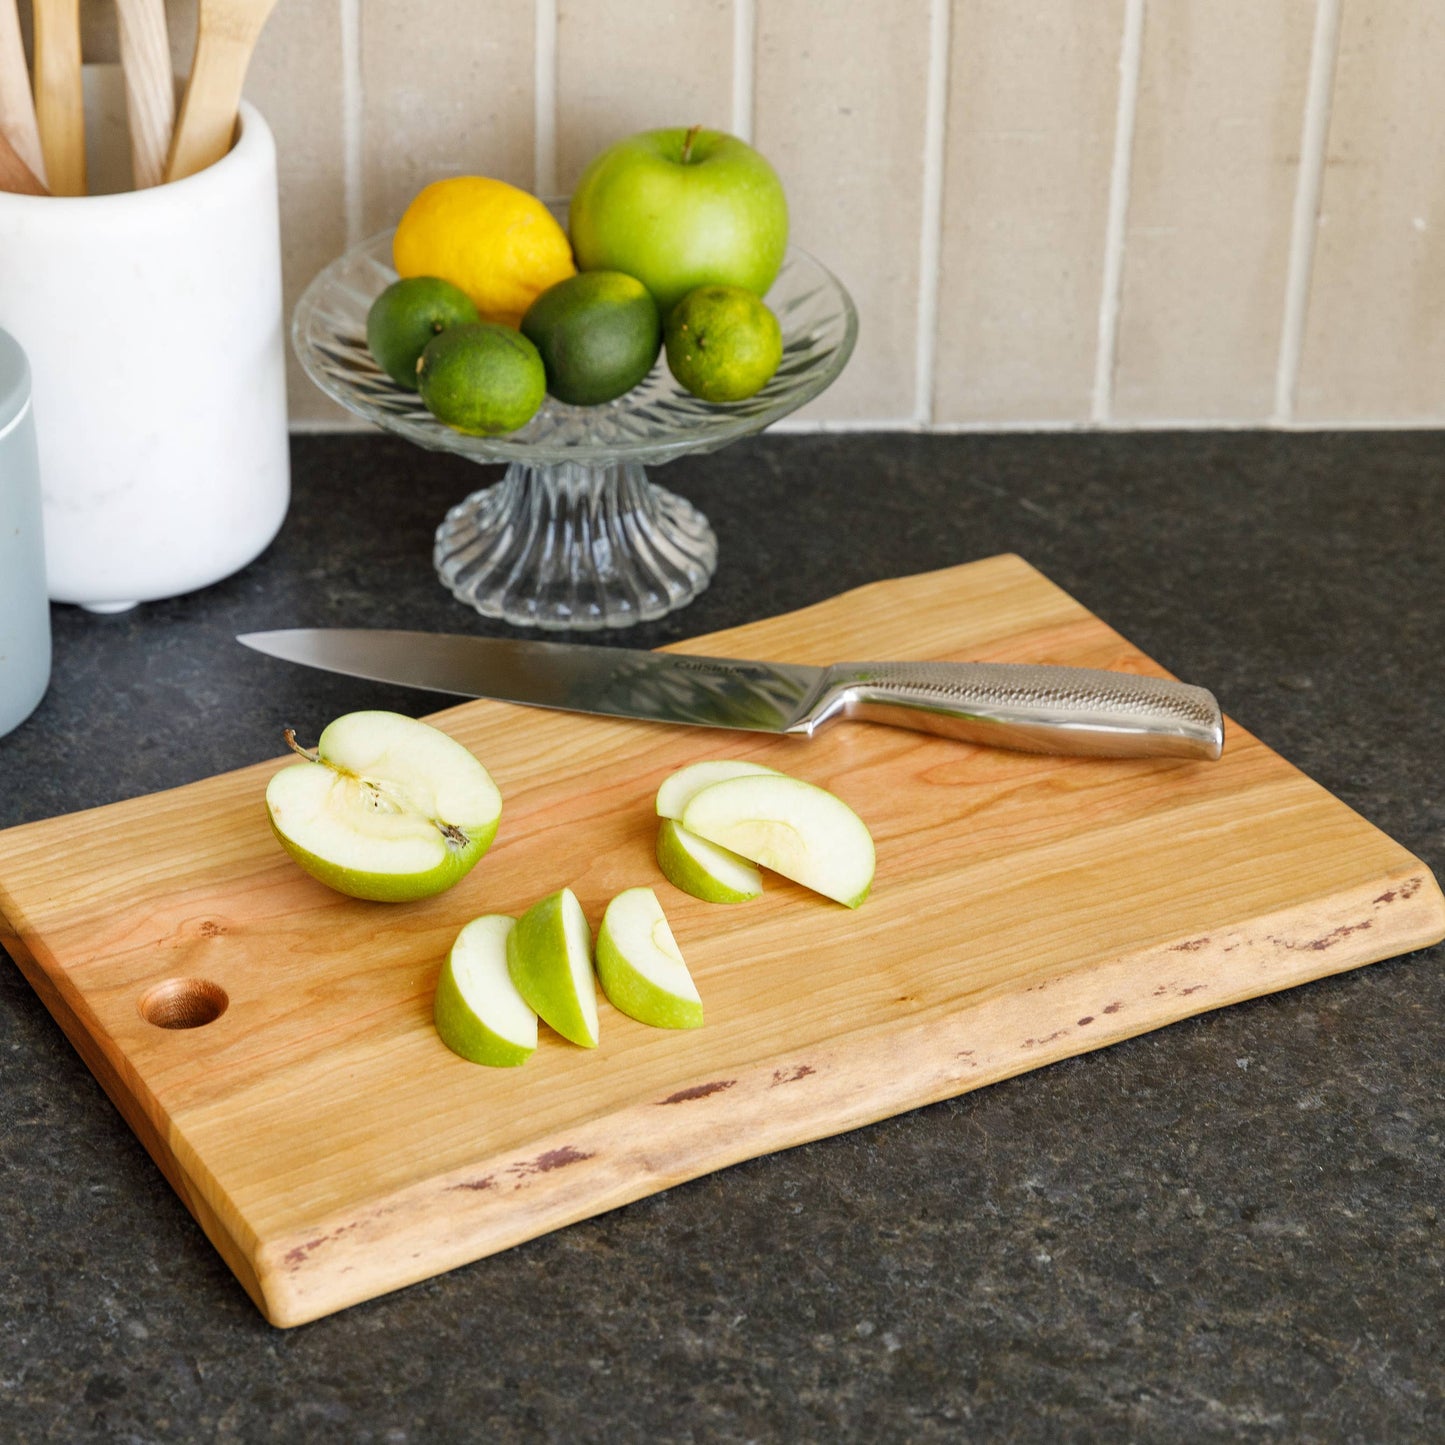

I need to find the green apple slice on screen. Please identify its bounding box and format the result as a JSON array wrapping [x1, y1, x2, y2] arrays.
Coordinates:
[[265, 710, 502, 902], [654, 758, 781, 820], [434, 915, 537, 1067], [506, 887, 599, 1048], [655, 817, 763, 904], [680, 773, 876, 909], [596, 887, 703, 1030]]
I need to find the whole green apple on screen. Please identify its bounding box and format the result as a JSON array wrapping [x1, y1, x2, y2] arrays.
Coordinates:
[[569, 125, 789, 318]]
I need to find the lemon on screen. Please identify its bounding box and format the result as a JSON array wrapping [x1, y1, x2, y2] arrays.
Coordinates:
[[663, 285, 783, 403], [393, 177, 576, 329], [416, 323, 546, 436], [366, 276, 479, 390], [520, 271, 661, 406]]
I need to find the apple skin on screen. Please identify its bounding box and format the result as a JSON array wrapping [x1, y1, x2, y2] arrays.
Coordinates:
[[267, 808, 498, 903], [506, 887, 600, 1048], [569, 127, 789, 319], [596, 887, 704, 1031], [655, 818, 763, 904], [434, 915, 537, 1068]]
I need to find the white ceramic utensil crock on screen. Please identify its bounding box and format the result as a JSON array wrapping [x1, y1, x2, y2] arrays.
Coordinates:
[[0, 70, 289, 612], [0, 325, 51, 736]]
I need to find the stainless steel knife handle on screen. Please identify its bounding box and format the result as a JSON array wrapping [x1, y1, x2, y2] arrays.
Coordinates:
[[793, 662, 1224, 760]]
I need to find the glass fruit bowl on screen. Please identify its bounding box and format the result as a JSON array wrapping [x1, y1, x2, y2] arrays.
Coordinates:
[[292, 220, 857, 630]]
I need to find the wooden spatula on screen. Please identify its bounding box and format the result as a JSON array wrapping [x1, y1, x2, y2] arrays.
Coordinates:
[[32, 0, 85, 195], [165, 0, 280, 183], [115, 0, 175, 189], [0, 0, 46, 185], [0, 124, 47, 194]]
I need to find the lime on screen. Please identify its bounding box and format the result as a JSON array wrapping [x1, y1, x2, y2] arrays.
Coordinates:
[[520, 271, 662, 406], [366, 276, 480, 390], [416, 323, 546, 436], [393, 176, 576, 328], [663, 285, 783, 403]]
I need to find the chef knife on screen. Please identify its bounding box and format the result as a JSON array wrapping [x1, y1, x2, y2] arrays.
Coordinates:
[[237, 628, 1224, 761], [238, 628, 1224, 761]]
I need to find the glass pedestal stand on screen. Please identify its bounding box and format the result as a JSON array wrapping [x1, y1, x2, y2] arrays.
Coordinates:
[[434, 459, 717, 630], [293, 223, 856, 631]]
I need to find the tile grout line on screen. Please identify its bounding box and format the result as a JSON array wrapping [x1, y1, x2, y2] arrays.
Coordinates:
[[772, 415, 1445, 433], [912, 0, 951, 427], [1091, 0, 1145, 425], [1273, 0, 1343, 424], [731, 0, 755, 143], [294, 414, 1445, 437], [339, 0, 364, 246], [534, 0, 559, 196]]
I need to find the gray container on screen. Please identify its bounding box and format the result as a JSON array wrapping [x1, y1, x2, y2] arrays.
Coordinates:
[[0, 326, 50, 738]]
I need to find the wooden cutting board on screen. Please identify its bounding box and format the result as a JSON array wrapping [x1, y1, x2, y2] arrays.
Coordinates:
[[2, 556, 1441, 1327]]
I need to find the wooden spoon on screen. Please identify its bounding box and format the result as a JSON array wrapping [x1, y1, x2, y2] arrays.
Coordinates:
[[115, 0, 175, 189], [0, 124, 48, 194], [0, 0, 46, 184], [32, 0, 86, 195], [165, 0, 280, 183]]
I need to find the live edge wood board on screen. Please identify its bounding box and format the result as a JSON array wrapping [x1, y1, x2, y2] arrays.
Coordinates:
[[2, 556, 1441, 1327]]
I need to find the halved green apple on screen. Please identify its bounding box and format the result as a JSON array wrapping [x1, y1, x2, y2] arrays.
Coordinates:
[[680, 772, 875, 908], [506, 886, 599, 1048], [655, 817, 763, 903], [434, 915, 538, 1067], [654, 758, 780, 819], [265, 710, 502, 901], [596, 886, 703, 1030]]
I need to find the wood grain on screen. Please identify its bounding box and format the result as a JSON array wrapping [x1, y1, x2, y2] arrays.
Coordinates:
[[0, 124, 47, 193], [165, 0, 278, 183], [32, 0, 85, 195], [1, 557, 1440, 1328], [0, 0, 45, 184], [115, 0, 175, 189]]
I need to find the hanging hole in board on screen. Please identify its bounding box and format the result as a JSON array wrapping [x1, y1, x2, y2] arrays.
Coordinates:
[[139, 978, 229, 1030]]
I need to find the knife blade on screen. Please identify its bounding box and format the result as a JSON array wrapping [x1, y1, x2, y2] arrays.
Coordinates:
[[236, 628, 1224, 761]]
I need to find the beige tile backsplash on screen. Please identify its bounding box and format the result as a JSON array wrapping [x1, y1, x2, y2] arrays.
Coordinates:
[[1111, 0, 1315, 422], [1296, 2, 1445, 423], [64, 0, 1445, 428], [361, 1, 538, 228], [935, 0, 1124, 424], [556, 0, 735, 193], [754, 0, 934, 422]]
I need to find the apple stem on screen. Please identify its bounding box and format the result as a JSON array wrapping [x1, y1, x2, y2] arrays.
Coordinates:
[[283, 728, 321, 764], [681, 124, 702, 164], [439, 822, 469, 848]]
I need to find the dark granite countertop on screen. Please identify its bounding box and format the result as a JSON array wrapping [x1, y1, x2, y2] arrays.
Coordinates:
[[2, 431, 1441, 1442]]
